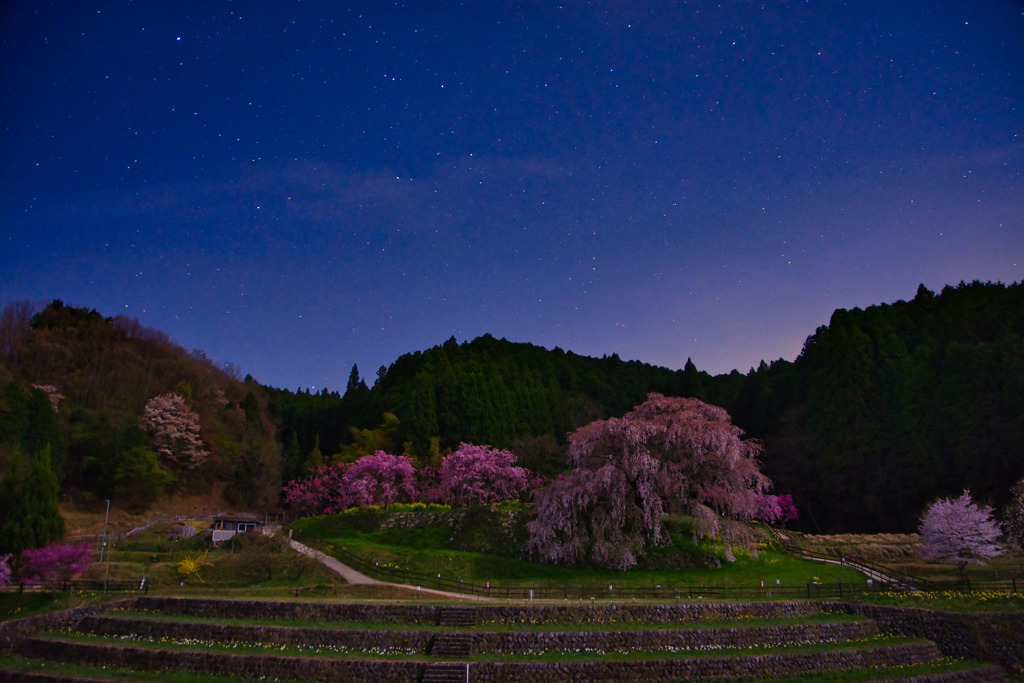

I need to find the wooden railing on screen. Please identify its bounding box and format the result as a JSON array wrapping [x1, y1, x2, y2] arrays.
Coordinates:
[[0, 579, 150, 594]]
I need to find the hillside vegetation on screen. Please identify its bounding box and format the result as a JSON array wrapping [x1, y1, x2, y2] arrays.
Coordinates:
[[1, 280, 1022, 540], [0, 301, 282, 533], [273, 281, 1024, 533]]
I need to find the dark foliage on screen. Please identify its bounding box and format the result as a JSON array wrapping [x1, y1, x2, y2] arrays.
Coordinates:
[[0, 300, 282, 514], [275, 281, 1022, 533], [3, 281, 1021, 534]]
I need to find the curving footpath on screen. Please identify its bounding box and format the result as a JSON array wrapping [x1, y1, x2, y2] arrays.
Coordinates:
[[285, 537, 488, 600]]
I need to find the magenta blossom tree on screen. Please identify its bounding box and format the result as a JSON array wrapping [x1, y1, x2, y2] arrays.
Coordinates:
[[19, 542, 93, 584], [753, 493, 799, 525], [438, 443, 539, 507], [340, 451, 417, 509], [0, 553, 12, 587], [282, 463, 348, 516], [282, 452, 419, 514], [919, 490, 1003, 581], [414, 465, 441, 505], [528, 393, 773, 570]]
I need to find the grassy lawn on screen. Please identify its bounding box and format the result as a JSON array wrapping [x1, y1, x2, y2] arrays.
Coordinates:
[[851, 588, 1024, 613], [785, 530, 1024, 584], [288, 510, 870, 591]]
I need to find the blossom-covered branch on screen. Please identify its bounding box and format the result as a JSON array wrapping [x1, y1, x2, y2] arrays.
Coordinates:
[[139, 393, 208, 469]]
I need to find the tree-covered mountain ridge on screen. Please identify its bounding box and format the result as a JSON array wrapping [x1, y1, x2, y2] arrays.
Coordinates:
[[2, 280, 1022, 536], [273, 280, 1022, 534]]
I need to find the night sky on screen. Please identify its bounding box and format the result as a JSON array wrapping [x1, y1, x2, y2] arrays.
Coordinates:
[[3, 2, 1022, 392]]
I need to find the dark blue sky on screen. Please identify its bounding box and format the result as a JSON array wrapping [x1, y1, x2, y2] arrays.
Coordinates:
[[3, 1, 1022, 391]]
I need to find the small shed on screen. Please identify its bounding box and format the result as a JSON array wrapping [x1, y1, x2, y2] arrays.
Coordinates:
[[211, 514, 263, 543]]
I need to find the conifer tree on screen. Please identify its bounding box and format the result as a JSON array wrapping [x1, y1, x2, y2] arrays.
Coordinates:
[[1003, 476, 1024, 552], [0, 444, 64, 554]]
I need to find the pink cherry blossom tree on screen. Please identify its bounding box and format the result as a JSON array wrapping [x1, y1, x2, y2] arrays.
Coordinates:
[[19, 542, 93, 584], [528, 393, 773, 570], [919, 490, 1003, 581], [438, 443, 539, 507], [139, 393, 208, 469]]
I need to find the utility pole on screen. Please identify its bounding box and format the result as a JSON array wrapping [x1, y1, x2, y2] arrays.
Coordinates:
[[101, 500, 110, 593]]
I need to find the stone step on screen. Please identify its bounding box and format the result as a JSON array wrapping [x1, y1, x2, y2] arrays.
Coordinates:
[[431, 632, 473, 657], [421, 662, 469, 683]]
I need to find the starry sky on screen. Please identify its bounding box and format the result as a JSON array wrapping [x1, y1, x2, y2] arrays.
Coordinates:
[[2, 1, 1022, 392]]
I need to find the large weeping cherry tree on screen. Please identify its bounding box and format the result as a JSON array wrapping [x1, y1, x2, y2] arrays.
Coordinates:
[[527, 393, 777, 570]]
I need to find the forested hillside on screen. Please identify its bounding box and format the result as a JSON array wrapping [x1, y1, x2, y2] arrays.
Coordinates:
[[271, 281, 1024, 534], [2, 281, 1021, 540], [0, 301, 281, 555], [267, 334, 716, 479], [740, 281, 1024, 533]]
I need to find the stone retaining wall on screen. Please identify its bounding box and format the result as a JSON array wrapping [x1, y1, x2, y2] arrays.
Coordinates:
[[469, 620, 876, 654], [474, 601, 821, 625], [829, 602, 1024, 676], [131, 596, 441, 624], [0, 603, 107, 652], [74, 614, 874, 655], [460, 643, 953, 683], [130, 596, 822, 625], [13, 638, 422, 683], [77, 615, 433, 653], [12, 636, 943, 683]]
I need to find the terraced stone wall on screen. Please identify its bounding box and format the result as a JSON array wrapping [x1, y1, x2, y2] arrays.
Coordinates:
[[13, 638, 422, 683], [129, 597, 823, 626], [76, 615, 434, 653], [0, 604, 100, 651], [831, 602, 1024, 674], [462, 644, 944, 683], [468, 621, 875, 654], [14, 637, 946, 683], [131, 596, 441, 624], [72, 614, 875, 656], [474, 600, 823, 625]]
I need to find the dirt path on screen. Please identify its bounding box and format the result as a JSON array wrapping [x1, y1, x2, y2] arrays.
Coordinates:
[[284, 538, 489, 601], [285, 539, 377, 584]]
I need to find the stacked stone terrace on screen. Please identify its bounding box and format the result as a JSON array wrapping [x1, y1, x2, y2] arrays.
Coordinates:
[[0, 596, 1008, 682]]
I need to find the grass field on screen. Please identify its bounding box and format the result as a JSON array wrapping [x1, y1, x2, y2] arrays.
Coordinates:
[[288, 509, 870, 590], [3, 505, 1021, 618]]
